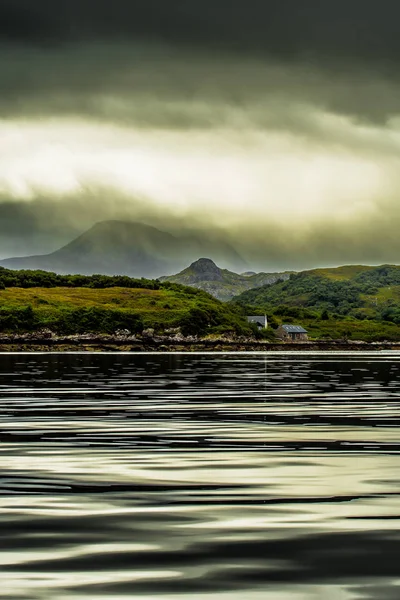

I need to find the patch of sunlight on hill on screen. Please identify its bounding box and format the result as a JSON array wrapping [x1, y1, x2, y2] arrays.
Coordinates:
[[308, 265, 375, 280], [374, 286, 400, 302], [0, 287, 191, 328], [0, 287, 166, 309]]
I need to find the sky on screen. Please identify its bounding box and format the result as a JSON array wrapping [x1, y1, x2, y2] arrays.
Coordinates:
[[1, 0, 400, 270]]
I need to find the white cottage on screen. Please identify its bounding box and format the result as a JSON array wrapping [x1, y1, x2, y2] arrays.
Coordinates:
[[246, 315, 268, 329]]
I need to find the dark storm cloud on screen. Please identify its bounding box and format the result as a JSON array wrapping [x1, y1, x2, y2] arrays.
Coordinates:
[[2, 0, 400, 67], [0, 2, 58, 43], [1, 0, 400, 129], [2, 40, 400, 130], [1, 0, 400, 130]]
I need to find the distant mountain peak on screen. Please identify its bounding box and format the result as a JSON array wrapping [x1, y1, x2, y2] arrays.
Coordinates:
[[162, 259, 291, 301], [189, 258, 222, 281], [192, 258, 218, 268], [188, 258, 223, 283]]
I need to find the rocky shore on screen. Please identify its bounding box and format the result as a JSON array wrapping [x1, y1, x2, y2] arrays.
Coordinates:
[[0, 331, 399, 352]]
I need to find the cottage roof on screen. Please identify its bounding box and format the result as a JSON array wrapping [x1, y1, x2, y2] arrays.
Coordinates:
[[282, 324, 308, 333], [247, 316, 266, 326]]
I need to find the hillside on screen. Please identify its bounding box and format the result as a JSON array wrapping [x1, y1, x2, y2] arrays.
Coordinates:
[[160, 258, 292, 301], [0, 268, 251, 337], [234, 264, 400, 341], [0, 221, 246, 278]]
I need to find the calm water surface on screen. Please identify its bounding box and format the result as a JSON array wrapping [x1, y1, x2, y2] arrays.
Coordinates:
[[0, 352, 400, 600]]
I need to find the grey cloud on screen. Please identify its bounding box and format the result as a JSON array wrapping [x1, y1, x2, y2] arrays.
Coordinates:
[[229, 194, 400, 271], [2, 10, 400, 272], [2, 0, 400, 69], [1, 42, 400, 131], [351, 583, 400, 600]]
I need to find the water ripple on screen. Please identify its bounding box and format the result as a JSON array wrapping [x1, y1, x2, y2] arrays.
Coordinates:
[[0, 352, 400, 599]]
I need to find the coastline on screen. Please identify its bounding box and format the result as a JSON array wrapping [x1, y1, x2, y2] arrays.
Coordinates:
[[0, 334, 399, 352]]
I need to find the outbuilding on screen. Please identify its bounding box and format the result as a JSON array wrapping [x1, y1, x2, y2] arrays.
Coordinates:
[[277, 324, 308, 342]]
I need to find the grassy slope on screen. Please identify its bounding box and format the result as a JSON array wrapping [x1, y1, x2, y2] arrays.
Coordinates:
[[233, 265, 400, 341], [305, 265, 374, 280], [236, 265, 400, 305], [301, 318, 400, 342], [0, 287, 183, 328], [0, 285, 249, 334]]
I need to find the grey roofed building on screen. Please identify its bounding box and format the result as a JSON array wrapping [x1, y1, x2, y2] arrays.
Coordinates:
[[277, 324, 308, 341], [247, 315, 267, 329], [281, 325, 307, 333]]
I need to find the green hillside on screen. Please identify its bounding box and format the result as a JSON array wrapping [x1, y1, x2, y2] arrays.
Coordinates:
[[0, 268, 251, 337], [233, 265, 400, 341]]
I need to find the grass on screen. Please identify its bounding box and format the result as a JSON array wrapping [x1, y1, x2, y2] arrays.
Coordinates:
[[0, 287, 164, 309], [0, 285, 252, 336], [374, 286, 400, 302], [302, 318, 400, 341], [307, 265, 375, 281], [2, 277, 400, 341], [0, 287, 199, 328]]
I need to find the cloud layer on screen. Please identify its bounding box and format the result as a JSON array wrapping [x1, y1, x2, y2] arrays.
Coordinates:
[[1, 3, 400, 269]]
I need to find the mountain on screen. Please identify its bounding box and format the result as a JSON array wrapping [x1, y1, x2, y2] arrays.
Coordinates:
[[160, 257, 292, 301], [0, 221, 247, 278]]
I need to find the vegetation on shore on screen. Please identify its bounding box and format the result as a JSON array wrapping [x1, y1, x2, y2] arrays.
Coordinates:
[[233, 265, 400, 341], [0, 268, 252, 337], [3, 264, 400, 342]]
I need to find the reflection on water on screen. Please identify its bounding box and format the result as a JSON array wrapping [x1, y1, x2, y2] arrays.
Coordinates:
[[0, 352, 400, 600]]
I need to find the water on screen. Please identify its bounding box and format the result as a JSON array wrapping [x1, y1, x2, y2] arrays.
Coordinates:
[[0, 352, 400, 600]]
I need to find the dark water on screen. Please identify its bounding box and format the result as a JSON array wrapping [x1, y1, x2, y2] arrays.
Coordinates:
[[1, 352, 400, 600]]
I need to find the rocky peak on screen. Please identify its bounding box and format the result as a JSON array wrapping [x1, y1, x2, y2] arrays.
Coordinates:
[[189, 258, 223, 282]]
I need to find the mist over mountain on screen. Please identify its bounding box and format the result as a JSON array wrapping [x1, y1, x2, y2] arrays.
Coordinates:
[[0, 221, 247, 277]]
